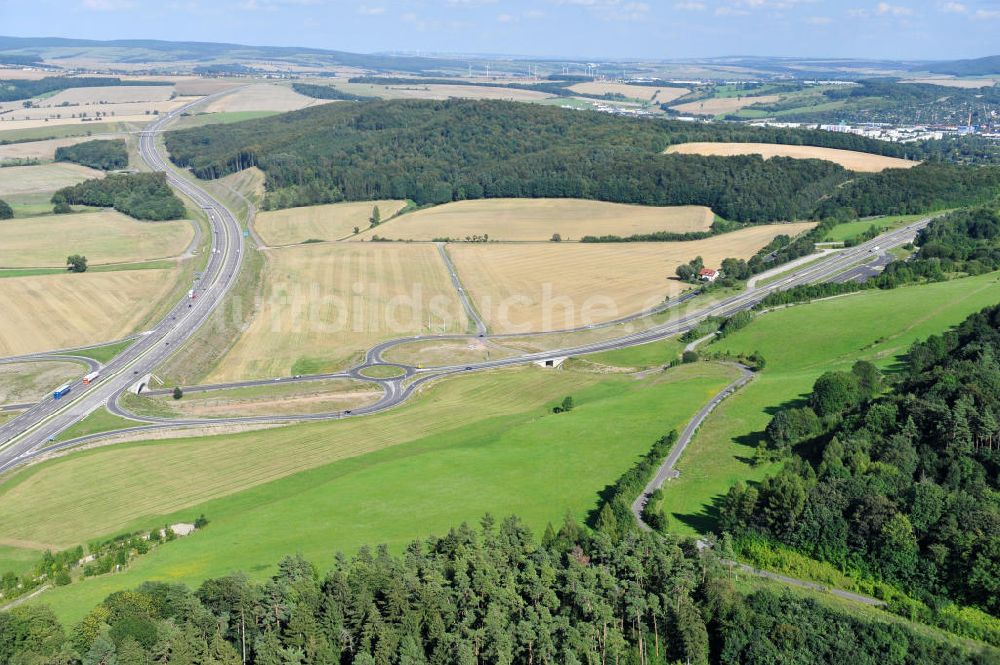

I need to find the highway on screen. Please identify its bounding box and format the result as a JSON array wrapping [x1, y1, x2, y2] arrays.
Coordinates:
[[0, 93, 245, 473], [0, 114, 931, 473]]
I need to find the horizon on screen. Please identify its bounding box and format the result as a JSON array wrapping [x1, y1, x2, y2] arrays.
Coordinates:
[[2, 0, 999, 62]]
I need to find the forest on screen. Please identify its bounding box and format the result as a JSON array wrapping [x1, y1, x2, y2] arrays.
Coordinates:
[[720, 303, 1000, 618], [3, 518, 996, 665], [291, 83, 377, 102], [54, 139, 128, 171], [164, 99, 988, 222], [51, 172, 186, 220], [0, 76, 166, 103]]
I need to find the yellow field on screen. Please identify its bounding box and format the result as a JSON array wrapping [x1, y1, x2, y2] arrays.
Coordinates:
[[206, 243, 466, 381], [204, 84, 330, 113], [0, 95, 192, 123], [449, 223, 815, 333], [0, 269, 180, 356], [0, 360, 84, 404], [903, 77, 1000, 88], [43, 85, 176, 105], [0, 162, 104, 197], [381, 84, 554, 102], [257, 200, 408, 246], [670, 94, 781, 116], [0, 366, 594, 549], [665, 142, 918, 172], [0, 211, 193, 267], [143, 379, 383, 418], [568, 82, 689, 103], [0, 135, 115, 162], [0, 116, 155, 131], [354, 199, 715, 242]]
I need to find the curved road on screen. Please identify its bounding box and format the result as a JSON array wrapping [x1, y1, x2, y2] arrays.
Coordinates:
[[0, 114, 932, 473]]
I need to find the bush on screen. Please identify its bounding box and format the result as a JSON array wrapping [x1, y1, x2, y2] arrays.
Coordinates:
[[0, 199, 12, 220], [66, 254, 88, 273], [681, 350, 699, 363], [172, 387, 183, 400]]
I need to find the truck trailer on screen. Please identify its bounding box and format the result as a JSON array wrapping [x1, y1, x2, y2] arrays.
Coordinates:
[[83, 371, 100, 385]]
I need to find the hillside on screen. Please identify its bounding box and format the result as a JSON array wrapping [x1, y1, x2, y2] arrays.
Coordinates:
[[925, 55, 1000, 76]]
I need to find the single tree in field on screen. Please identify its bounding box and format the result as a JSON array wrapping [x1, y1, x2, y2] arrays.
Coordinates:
[[550, 233, 562, 242], [66, 254, 88, 273], [561, 396, 574, 412], [172, 387, 184, 400], [353, 226, 360, 235], [0, 199, 12, 220], [369, 205, 381, 228]]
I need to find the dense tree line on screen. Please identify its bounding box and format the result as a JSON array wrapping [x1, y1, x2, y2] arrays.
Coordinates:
[[818, 164, 1000, 218], [720, 304, 1000, 616], [164, 99, 979, 223], [3, 516, 996, 664], [51, 172, 185, 220], [292, 83, 378, 102], [0, 76, 167, 103], [54, 139, 128, 170]]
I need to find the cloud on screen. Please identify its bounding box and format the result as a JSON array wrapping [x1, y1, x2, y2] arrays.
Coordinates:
[[81, 0, 134, 9], [549, 0, 650, 21], [941, 1, 967, 12], [356, 4, 385, 14], [876, 2, 912, 16], [975, 8, 1000, 17], [805, 15, 833, 23], [674, 1, 706, 9]]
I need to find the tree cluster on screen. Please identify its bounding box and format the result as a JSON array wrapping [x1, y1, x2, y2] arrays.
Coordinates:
[[721, 304, 1000, 615], [52, 172, 186, 221], [164, 99, 954, 223], [292, 83, 378, 102], [5, 515, 992, 665], [55, 139, 128, 171], [0, 199, 12, 220]]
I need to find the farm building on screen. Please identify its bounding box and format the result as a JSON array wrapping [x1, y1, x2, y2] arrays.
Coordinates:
[[698, 268, 719, 282]]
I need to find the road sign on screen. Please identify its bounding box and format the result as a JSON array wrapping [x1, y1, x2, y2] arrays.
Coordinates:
[[243, 230, 250, 237]]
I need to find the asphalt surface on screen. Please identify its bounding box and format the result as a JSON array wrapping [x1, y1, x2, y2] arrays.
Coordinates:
[[0, 91, 245, 473], [436, 242, 487, 337], [0, 128, 932, 472], [631, 362, 755, 530], [831, 249, 895, 283]]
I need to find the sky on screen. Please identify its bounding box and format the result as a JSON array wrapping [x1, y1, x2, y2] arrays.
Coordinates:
[[2, 0, 999, 61]]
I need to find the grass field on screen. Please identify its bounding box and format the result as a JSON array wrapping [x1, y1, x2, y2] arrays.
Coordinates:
[[382, 338, 523, 367], [169, 110, 280, 130], [352, 199, 715, 242], [0, 211, 194, 267], [657, 272, 1000, 536], [3, 362, 738, 622], [204, 84, 330, 113], [258, 200, 408, 245], [0, 120, 147, 144], [137, 378, 383, 418], [822, 213, 927, 242], [0, 162, 104, 197], [670, 94, 781, 116], [53, 408, 138, 443], [0, 268, 180, 356], [449, 223, 815, 333], [665, 142, 918, 172], [567, 82, 689, 103], [206, 243, 466, 381], [0, 360, 85, 405]]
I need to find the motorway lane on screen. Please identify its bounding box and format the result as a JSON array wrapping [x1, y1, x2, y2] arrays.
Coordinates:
[[0, 92, 245, 472]]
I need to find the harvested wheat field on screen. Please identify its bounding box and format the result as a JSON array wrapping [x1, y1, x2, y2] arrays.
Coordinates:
[[0, 135, 115, 162], [258, 200, 408, 246], [903, 77, 1000, 88], [449, 223, 815, 333], [670, 94, 780, 116], [0, 95, 191, 123], [43, 85, 176, 105], [204, 84, 330, 113], [0, 162, 103, 197], [207, 243, 466, 382], [0, 269, 180, 356], [354, 199, 715, 242], [665, 142, 918, 172], [568, 82, 689, 103], [145, 378, 384, 419], [0, 211, 194, 267]]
